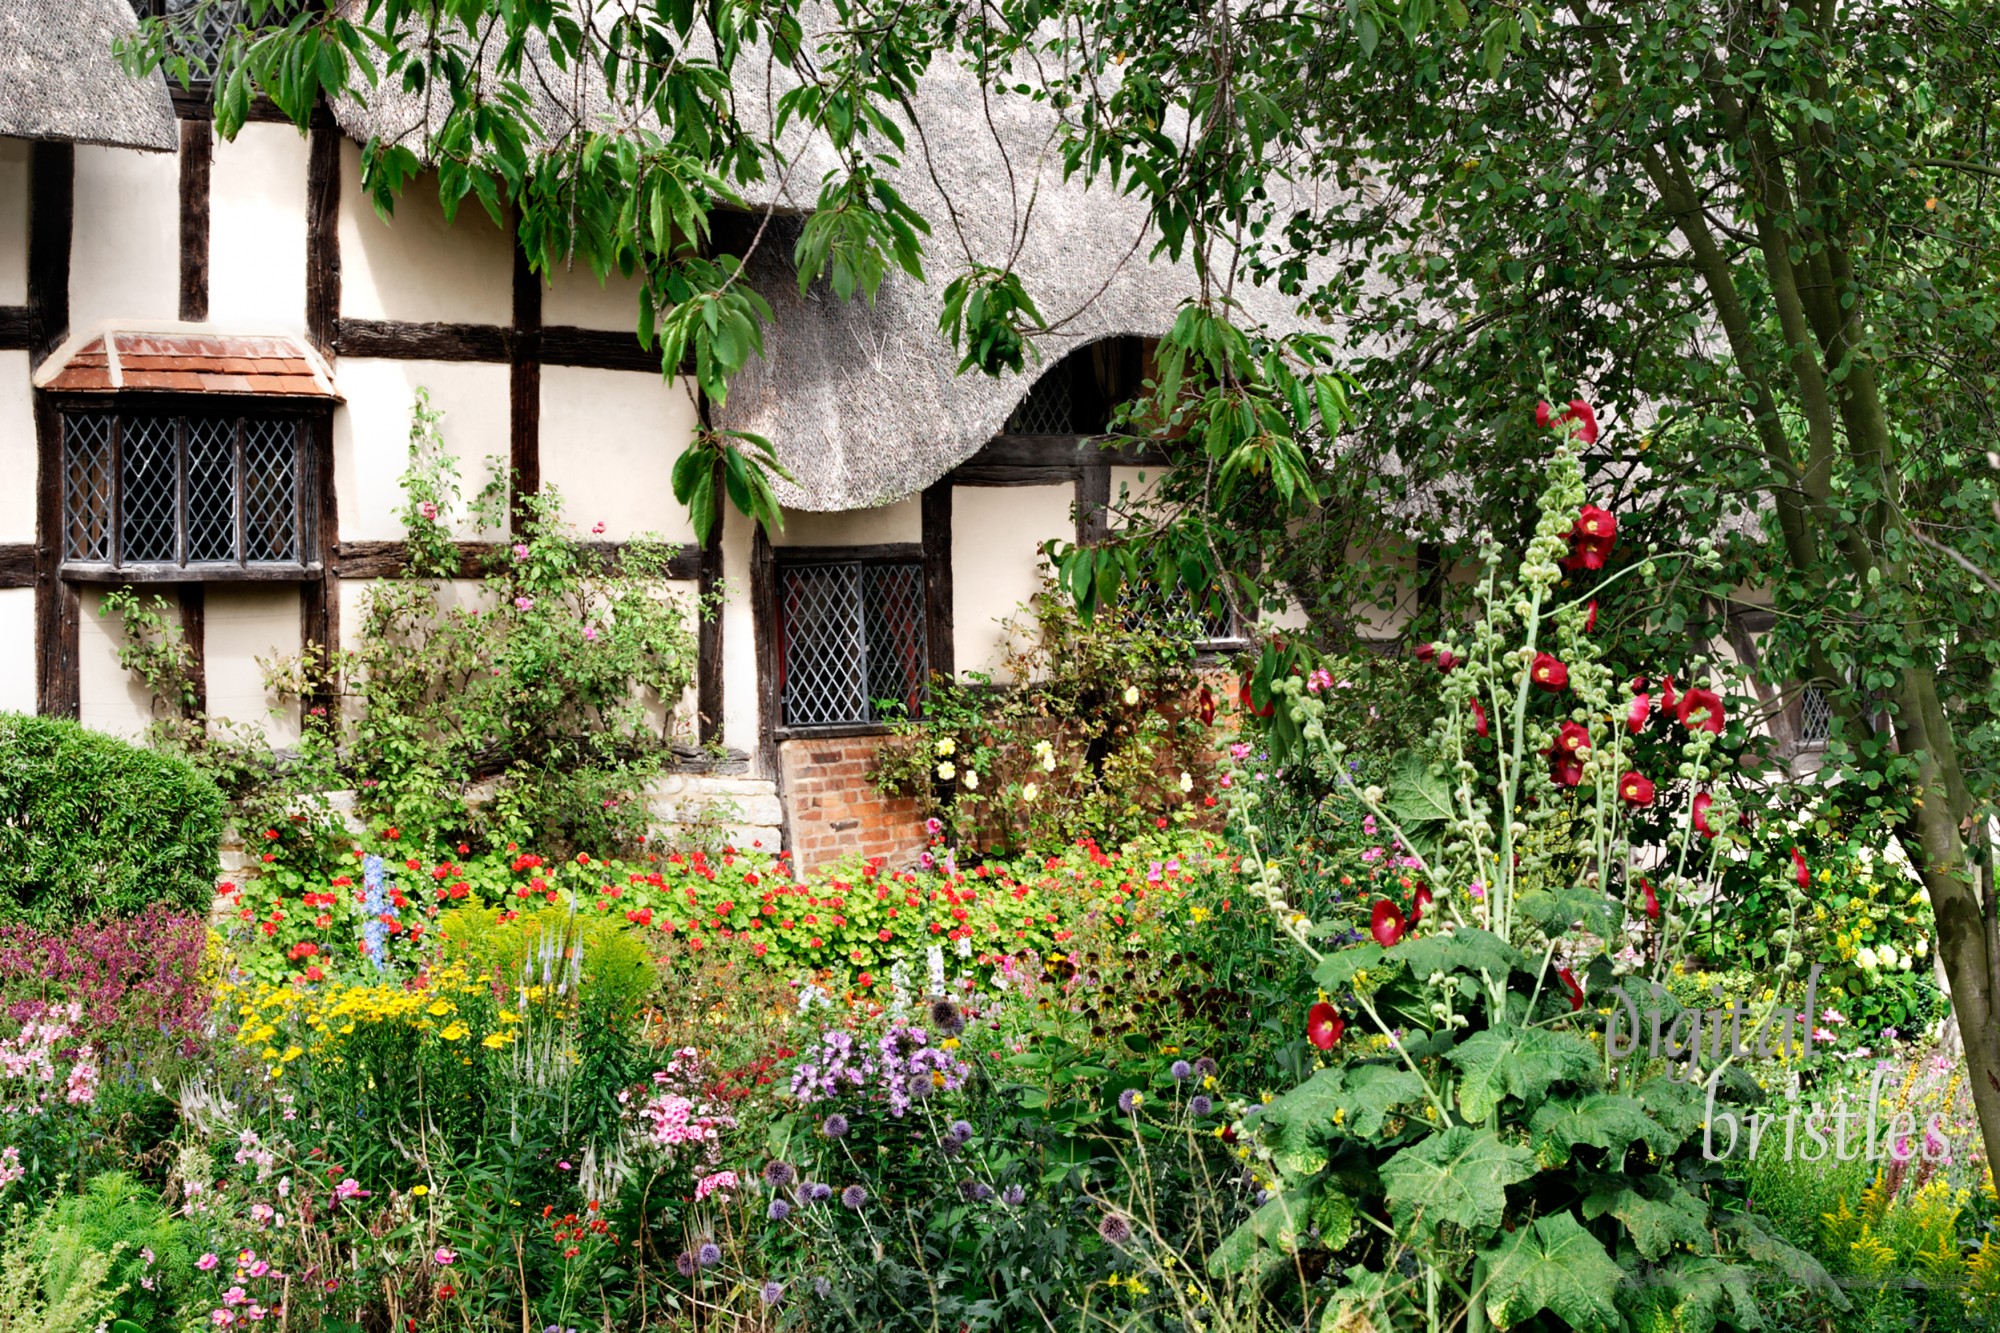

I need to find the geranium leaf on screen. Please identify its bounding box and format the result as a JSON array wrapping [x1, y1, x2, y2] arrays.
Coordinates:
[[1449, 1027, 1601, 1121], [1379, 1126, 1535, 1240], [1480, 1211, 1623, 1331]]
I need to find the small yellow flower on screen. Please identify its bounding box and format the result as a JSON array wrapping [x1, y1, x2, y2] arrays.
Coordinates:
[[426, 1000, 454, 1017], [439, 1022, 470, 1042], [412, 1185, 429, 1197]]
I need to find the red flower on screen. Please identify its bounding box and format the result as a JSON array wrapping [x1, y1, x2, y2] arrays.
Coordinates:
[[1536, 399, 1601, 444], [1617, 771, 1656, 807], [1575, 504, 1616, 546], [1370, 899, 1407, 947], [1435, 649, 1460, 673], [1555, 720, 1591, 753], [1675, 686, 1724, 734], [1530, 652, 1569, 692], [1413, 642, 1437, 662], [1550, 753, 1585, 788], [1469, 700, 1488, 738], [1307, 1002, 1345, 1050], [1791, 846, 1809, 889], [1639, 878, 1660, 921], [1691, 791, 1717, 839], [1410, 884, 1434, 928], [1627, 693, 1650, 734], [1238, 674, 1274, 720], [1197, 686, 1217, 726], [1659, 675, 1678, 711], [1583, 599, 1598, 632], [1556, 966, 1586, 1011]]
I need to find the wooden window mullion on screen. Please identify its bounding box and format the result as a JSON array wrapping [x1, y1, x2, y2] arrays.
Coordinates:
[[233, 414, 247, 569], [109, 415, 122, 568]]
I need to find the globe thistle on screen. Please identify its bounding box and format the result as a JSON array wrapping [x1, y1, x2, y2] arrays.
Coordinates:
[[1170, 1059, 1193, 1082], [760, 1281, 785, 1307], [675, 1252, 696, 1277], [1000, 1183, 1026, 1206], [1098, 1213, 1134, 1246], [763, 1160, 796, 1189], [1194, 1056, 1219, 1079], [810, 1182, 834, 1204], [812, 1276, 832, 1299], [821, 1113, 849, 1139], [960, 1180, 993, 1202], [767, 1198, 792, 1222], [697, 1242, 722, 1268], [1190, 1094, 1214, 1118], [930, 998, 966, 1035], [841, 1184, 868, 1210], [1117, 1088, 1142, 1115], [948, 1119, 974, 1145]]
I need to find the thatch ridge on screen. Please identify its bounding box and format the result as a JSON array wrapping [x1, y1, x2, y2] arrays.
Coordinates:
[[0, 0, 178, 152]]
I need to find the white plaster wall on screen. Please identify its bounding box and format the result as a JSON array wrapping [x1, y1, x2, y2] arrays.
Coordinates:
[[0, 589, 34, 714], [952, 484, 1072, 680], [337, 141, 512, 325], [204, 587, 303, 746], [1107, 465, 1161, 523], [538, 365, 699, 543], [773, 496, 921, 547], [70, 143, 181, 331], [1350, 539, 1418, 640], [208, 122, 309, 330], [719, 512, 760, 763], [0, 351, 34, 542], [543, 263, 644, 331], [333, 359, 511, 541], [336, 576, 492, 649], [78, 587, 160, 739], [0, 139, 28, 306]]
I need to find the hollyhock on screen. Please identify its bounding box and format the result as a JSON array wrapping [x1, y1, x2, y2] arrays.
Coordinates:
[[1435, 649, 1460, 673], [1469, 700, 1488, 738], [1675, 685, 1725, 734], [1197, 686, 1216, 725], [1617, 771, 1656, 807], [1556, 720, 1591, 754], [1550, 753, 1585, 788], [1530, 652, 1569, 691], [1659, 675, 1679, 711], [1639, 878, 1660, 921], [1536, 398, 1601, 444], [1691, 791, 1717, 839], [1370, 899, 1407, 947], [1627, 693, 1650, 734], [1584, 599, 1598, 632], [1410, 884, 1434, 928], [1413, 642, 1437, 662], [1557, 967, 1586, 1011], [1307, 1002, 1345, 1050], [1792, 847, 1809, 889], [1238, 674, 1274, 719]]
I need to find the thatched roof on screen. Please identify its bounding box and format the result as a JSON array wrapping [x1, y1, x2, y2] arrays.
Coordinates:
[[0, 0, 178, 151], [325, 14, 1337, 510]]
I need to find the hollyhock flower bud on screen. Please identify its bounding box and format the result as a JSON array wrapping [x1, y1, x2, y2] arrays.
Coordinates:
[[1583, 599, 1598, 632], [1639, 878, 1660, 921], [1469, 700, 1488, 738], [1792, 847, 1809, 889]]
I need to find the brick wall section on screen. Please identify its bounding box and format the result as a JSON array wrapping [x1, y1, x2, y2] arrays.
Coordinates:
[[780, 735, 930, 874]]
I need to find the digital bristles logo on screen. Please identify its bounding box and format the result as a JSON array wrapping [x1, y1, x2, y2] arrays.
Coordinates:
[[1602, 965, 1963, 1163]]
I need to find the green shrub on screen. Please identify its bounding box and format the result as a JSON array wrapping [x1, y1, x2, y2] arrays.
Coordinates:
[[0, 714, 222, 925]]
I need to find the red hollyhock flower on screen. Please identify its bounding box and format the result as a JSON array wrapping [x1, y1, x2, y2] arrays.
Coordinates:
[[1435, 649, 1460, 673], [1584, 599, 1598, 632], [1307, 1002, 1345, 1050], [1627, 693, 1651, 734], [1370, 899, 1407, 947], [1576, 504, 1616, 546], [1617, 771, 1656, 807], [1556, 720, 1592, 753], [1551, 753, 1586, 788], [1530, 652, 1569, 691], [1675, 685, 1725, 734], [1557, 966, 1586, 1011], [1639, 877, 1660, 921], [1469, 700, 1489, 738], [1238, 674, 1274, 720], [1536, 400, 1601, 444], [1535, 400, 1556, 429], [1691, 791, 1717, 839], [1197, 686, 1217, 726], [1410, 884, 1434, 928], [1413, 642, 1436, 662], [1659, 675, 1678, 711], [1792, 847, 1809, 889]]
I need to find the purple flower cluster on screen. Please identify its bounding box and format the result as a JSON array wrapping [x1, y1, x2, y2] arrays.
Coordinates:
[[788, 1023, 971, 1118], [0, 905, 209, 1045]]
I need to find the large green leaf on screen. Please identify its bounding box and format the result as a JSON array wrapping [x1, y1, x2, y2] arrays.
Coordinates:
[[1581, 1175, 1711, 1260], [1257, 1063, 1425, 1177], [1629, 1072, 1707, 1139], [1385, 750, 1455, 828], [1480, 1212, 1623, 1330], [1393, 927, 1523, 981], [1313, 943, 1384, 991], [1721, 1213, 1846, 1305], [1379, 1126, 1535, 1239], [1516, 885, 1619, 936], [1450, 1027, 1601, 1121], [1208, 1187, 1313, 1274], [1635, 1255, 1765, 1333], [1529, 1093, 1678, 1168]]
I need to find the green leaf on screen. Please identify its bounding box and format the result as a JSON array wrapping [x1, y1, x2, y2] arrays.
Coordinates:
[[1385, 750, 1454, 827], [1313, 942, 1384, 991], [1391, 927, 1522, 982], [1254, 1063, 1423, 1177], [1579, 1175, 1710, 1261], [1379, 1126, 1535, 1239], [1529, 1093, 1677, 1169], [1449, 1027, 1600, 1121], [1480, 1212, 1623, 1331], [1515, 885, 1619, 936], [1720, 1213, 1846, 1305]]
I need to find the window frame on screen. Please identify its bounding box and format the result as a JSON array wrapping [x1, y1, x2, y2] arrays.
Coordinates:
[[55, 394, 325, 584], [771, 544, 931, 738]]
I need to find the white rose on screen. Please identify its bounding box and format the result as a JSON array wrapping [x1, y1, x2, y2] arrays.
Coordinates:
[[1914, 937, 1928, 957], [1122, 685, 1140, 706], [1855, 946, 1879, 970], [936, 737, 956, 757], [1878, 944, 1899, 970], [1178, 772, 1193, 794], [1042, 751, 1058, 772], [962, 769, 979, 790], [937, 762, 955, 781], [1021, 783, 1039, 802]]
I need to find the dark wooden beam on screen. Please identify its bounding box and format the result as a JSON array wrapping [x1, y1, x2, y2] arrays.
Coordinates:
[[1076, 464, 1110, 546], [335, 319, 510, 362], [61, 564, 323, 585], [301, 412, 339, 725], [921, 480, 954, 686], [696, 464, 725, 748], [541, 325, 658, 373], [168, 88, 336, 127], [964, 433, 1172, 470], [177, 119, 211, 322], [333, 539, 703, 582], [751, 523, 780, 780], [0, 545, 34, 589], [35, 397, 78, 717], [949, 464, 1083, 488], [509, 244, 542, 533], [27, 142, 73, 367], [305, 124, 342, 358], [0, 307, 29, 352], [176, 584, 207, 716], [772, 542, 926, 565]]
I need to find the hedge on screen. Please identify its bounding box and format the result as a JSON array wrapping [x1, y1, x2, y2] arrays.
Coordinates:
[[0, 714, 223, 924]]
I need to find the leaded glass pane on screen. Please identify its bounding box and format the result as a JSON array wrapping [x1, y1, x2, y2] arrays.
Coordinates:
[[242, 417, 298, 562], [780, 565, 867, 726], [862, 564, 928, 718], [63, 414, 114, 562], [120, 416, 179, 564], [185, 416, 237, 562]]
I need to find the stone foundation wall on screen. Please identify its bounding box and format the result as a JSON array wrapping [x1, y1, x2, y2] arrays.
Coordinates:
[[779, 735, 929, 874]]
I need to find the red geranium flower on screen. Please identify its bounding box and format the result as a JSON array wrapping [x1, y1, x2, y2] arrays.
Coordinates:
[[1551, 754, 1585, 788], [1557, 966, 1586, 1011], [1617, 771, 1656, 807], [1370, 898, 1407, 947], [1469, 700, 1488, 738], [1691, 791, 1717, 839], [1627, 693, 1650, 734], [1556, 720, 1592, 754], [1530, 652, 1569, 692], [1675, 685, 1725, 734], [1792, 846, 1809, 889], [1307, 1002, 1345, 1050], [1639, 877, 1660, 921]]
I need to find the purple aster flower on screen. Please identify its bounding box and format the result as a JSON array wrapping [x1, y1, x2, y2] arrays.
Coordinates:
[[767, 1198, 792, 1222], [1170, 1059, 1193, 1082], [697, 1242, 722, 1268], [841, 1184, 868, 1210], [1098, 1213, 1133, 1245], [821, 1113, 849, 1139], [763, 1160, 796, 1189], [760, 1281, 784, 1306]]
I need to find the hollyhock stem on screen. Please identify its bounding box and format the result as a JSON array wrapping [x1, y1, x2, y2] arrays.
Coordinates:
[[1349, 986, 1453, 1126]]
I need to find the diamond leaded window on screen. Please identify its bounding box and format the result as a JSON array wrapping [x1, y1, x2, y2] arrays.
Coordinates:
[[776, 560, 928, 728], [61, 408, 316, 577]]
